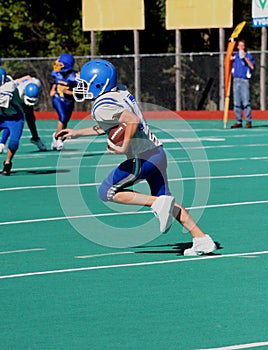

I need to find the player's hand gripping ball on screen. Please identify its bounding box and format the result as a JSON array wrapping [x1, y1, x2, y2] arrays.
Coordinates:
[[107, 122, 126, 152]]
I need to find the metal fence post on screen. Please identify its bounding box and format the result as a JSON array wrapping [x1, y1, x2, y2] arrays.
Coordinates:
[[134, 30, 141, 102], [260, 27, 267, 111], [219, 28, 225, 111], [91, 31, 96, 58], [175, 29, 181, 111]]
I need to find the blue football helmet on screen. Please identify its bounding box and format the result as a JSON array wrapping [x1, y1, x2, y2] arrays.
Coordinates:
[[0, 67, 7, 86], [73, 59, 117, 102], [24, 83, 40, 106], [53, 53, 74, 73]]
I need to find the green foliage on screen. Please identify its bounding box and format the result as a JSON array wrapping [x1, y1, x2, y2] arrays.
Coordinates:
[[0, 0, 91, 57], [0, 0, 263, 58], [233, 0, 261, 50]]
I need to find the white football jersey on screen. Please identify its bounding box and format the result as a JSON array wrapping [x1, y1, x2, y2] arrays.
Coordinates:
[[92, 87, 162, 156], [16, 77, 41, 101], [0, 76, 24, 117]]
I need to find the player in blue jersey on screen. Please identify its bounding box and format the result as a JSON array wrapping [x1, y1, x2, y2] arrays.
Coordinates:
[[57, 59, 216, 256], [0, 75, 46, 153], [231, 39, 255, 129], [0, 67, 25, 176], [50, 53, 77, 150]]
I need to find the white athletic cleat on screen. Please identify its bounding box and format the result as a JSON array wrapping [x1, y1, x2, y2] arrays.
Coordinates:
[[0, 143, 5, 154], [184, 234, 216, 256], [151, 195, 175, 233], [31, 138, 47, 151], [51, 132, 63, 151]]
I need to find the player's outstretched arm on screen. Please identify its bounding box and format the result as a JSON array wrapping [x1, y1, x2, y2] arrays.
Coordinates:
[[56, 125, 105, 140], [14, 75, 32, 83]]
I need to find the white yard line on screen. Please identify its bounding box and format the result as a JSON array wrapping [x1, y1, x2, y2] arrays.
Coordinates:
[[0, 199, 267, 226], [0, 248, 46, 255], [197, 341, 268, 350], [1, 250, 268, 280], [0, 210, 151, 226]]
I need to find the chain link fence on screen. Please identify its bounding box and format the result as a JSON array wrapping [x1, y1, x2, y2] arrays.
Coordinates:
[[1, 52, 263, 112]]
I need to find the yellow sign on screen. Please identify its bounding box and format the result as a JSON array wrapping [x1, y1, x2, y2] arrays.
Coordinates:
[[82, 0, 145, 31], [166, 0, 233, 29]]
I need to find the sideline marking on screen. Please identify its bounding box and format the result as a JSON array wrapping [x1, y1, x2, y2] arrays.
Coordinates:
[[0, 248, 46, 255], [198, 340, 268, 349], [1, 200, 268, 226], [1, 250, 268, 280]]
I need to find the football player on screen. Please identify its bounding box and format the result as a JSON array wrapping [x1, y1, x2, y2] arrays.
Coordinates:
[[50, 53, 78, 151], [0, 67, 25, 175], [56, 59, 216, 256], [0, 75, 46, 152]]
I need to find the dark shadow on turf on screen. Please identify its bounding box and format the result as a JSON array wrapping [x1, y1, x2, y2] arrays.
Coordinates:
[[27, 149, 85, 154], [134, 241, 222, 256], [27, 150, 47, 154], [82, 152, 112, 157], [57, 151, 107, 158], [11, 169, 70, 175]]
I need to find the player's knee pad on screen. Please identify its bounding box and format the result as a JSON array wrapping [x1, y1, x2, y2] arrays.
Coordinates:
[[98, 183, 118, 202], [98, 186, 109, 202], [8, 140, 19, 152]]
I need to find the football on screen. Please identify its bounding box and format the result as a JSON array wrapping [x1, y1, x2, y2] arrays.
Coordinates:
[[107, 123, 126, 150]]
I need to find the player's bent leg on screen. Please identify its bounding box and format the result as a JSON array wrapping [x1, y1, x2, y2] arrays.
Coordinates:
[[112, 191, 175, 234], [114, 191, 175, 234], [98, 157, 141, 202], [51, 99, 69, 151], [173, 204, 204, 237], [172, 203, 216, 255], [151, 195, 175, 233], [2, 118, 24, 176], [99, 173, 175, 233]]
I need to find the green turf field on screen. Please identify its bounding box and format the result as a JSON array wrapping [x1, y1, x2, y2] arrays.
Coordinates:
[[1, 119, 268, 350]]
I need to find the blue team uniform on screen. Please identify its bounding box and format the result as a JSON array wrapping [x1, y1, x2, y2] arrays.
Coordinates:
[[1, 77, 43, 145], [91, 87, 171, 202], [51, 70, 77, 124], [0, 77, 24, 153]]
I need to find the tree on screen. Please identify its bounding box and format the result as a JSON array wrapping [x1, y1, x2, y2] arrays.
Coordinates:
[[0, 0, 262, 58], [0, 0, 91, 57]]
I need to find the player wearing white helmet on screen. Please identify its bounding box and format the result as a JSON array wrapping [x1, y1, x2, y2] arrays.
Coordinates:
[[0, 67, 25, 175], [0, 75, 46, 152], [57, 59, 216, 256]]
